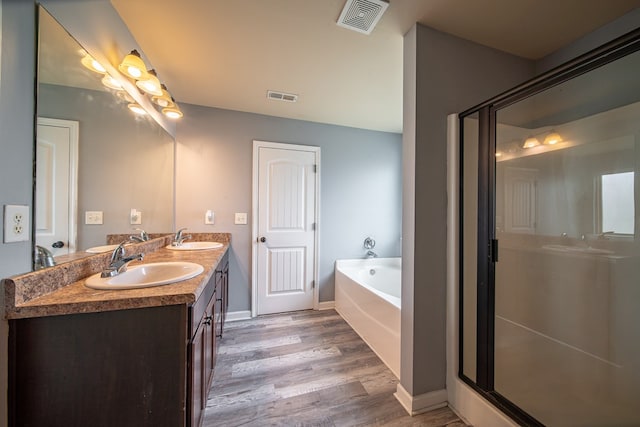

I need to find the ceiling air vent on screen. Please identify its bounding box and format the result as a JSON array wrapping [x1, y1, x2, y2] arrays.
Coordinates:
[[336, 0, 389, 35], [267, 90, 298, 103]]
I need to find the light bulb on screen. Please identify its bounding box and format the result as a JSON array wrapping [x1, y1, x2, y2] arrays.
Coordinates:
[[127, 103, 147, 115], [135, 69, 162, 96], [118, 50, 148, 80], [81, 54, 106, 74], [162, 105, 183, 119], [544, 132, 562, 145], [522, 137, 540, 149], [101, 74, 122, 90]]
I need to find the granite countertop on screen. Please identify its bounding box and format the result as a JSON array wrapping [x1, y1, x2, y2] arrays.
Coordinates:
[[3, 233, 230, 320]]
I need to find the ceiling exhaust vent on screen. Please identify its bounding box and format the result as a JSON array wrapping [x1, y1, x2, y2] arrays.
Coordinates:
[[267, 90, 298, 103], [336, 0, 389, 35]]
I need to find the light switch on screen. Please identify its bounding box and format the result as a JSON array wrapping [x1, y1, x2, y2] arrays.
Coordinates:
[[234, 212, 247, 225]]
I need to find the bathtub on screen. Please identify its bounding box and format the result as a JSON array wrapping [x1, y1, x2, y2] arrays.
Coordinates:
[[335, 257, 401, 378]]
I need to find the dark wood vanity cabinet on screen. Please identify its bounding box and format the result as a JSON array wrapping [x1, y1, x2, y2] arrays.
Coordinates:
[[9, 252, 229, 427], [188, 251, 228, 426], [191, 250, 229, 425]]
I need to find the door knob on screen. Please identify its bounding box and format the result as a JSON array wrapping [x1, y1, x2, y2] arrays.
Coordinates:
[[259, 237, 266, 243], [52, 241, 64, 248]]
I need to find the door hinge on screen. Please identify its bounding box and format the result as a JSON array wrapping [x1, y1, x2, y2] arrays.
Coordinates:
[[311, 280, 315, 289], [313, 164, 317, 173], [311, 222, 316, 230]]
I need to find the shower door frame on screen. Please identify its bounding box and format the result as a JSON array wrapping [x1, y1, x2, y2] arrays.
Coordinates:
[[457, 27, 640, 426]]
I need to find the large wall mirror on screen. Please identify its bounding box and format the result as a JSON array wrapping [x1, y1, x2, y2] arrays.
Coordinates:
[[34, 5, 175, 269]]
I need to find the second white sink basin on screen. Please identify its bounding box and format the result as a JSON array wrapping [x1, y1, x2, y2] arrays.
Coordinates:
[[85, 261, 204, 290], [542, 244, 613, 255], [166, 241, 223, 251], [86, 244, 120, 254]]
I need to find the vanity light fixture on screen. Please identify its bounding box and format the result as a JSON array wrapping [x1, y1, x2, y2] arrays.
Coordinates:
[[101, 74, 123, 90], [136, 69, 163, 96], [127, 103, 148, 115], [522, 136, 541, 149], [544, 131, 562, 145], [119, 49, 148, 79], [80, 53, 106, 74], [151, 84, 174, 108]]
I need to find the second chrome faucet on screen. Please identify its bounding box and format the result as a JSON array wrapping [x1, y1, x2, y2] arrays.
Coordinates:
[[172, 228, 192, 246]]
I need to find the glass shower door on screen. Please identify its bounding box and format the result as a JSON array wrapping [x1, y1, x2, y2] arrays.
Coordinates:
[[493, 50, 640, 426]]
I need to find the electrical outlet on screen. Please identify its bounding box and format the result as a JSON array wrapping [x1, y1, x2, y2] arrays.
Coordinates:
[[85, 211, 103, 225], [4, 204, 30, 243], [205, 210, 215, 225], [234, 212, 247, 225]]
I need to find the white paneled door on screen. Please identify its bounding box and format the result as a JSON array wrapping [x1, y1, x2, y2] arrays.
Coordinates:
[[35, 118, 79, 257], [254, 141, 319, 315]]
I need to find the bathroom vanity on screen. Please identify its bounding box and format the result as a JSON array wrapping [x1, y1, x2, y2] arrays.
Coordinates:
[[4, 234, 229, 427]]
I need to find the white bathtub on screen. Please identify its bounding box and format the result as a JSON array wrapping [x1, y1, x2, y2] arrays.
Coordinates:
[[335, 257, 401, 378]]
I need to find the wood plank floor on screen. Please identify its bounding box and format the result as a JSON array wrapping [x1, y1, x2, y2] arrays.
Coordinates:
[[204, 309, 466, 426]]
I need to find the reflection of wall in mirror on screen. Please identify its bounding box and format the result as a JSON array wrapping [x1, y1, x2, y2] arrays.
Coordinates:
[[496, 102, 639, 239], [37, 84, 175, 251]]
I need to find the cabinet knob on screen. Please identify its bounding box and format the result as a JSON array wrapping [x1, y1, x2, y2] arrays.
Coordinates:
[[52, 241, 64, 248], [259, 237, 266, 243]]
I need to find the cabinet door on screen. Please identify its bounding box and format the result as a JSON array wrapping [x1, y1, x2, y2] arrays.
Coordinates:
[[189, 325, 205, 427]]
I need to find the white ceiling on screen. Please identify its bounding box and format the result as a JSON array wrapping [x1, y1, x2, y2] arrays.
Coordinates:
[[110, 0, 640, 133]]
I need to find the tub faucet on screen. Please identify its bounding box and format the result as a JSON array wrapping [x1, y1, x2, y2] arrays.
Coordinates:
[[365, 250, 378, 258], [101, 242, 144, 277], [172, 228, 192, 246], [34, 245, 56, 269]]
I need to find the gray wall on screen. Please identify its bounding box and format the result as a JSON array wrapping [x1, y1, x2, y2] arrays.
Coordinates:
[[0, 0, 35, 424], [402, 24, 535, 395], [38, 84, 175, 250], [175, 104, 402, 312]]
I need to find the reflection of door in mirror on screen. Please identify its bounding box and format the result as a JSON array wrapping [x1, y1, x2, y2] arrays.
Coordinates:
[[35, 117, 79, 257], [503, 167, 538, 234]]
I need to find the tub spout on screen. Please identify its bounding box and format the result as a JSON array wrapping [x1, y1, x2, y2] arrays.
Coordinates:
[[365, 250, 378, 258]]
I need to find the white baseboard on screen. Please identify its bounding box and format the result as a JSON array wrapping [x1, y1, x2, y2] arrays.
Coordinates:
[[318, 301, 335, 310], [394, 383, 448, 416], [225, 310, 252, 322]]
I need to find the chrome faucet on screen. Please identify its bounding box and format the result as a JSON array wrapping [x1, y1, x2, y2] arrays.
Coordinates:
[[34, 245, 56, 269], [101, 242, 144, 278], [172, 228, 192, 246], [597, 231, 615, 240], [365, 250, 378, 258], [129, 228, 149, 243]]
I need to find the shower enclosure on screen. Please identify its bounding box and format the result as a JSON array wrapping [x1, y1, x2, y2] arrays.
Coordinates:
[[459, 29, 640, 426]]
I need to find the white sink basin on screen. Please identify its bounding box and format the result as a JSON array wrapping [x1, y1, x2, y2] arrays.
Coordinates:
[[86, 244, 120, 254], [166, 241, 223, 251], [85, 261, 204, 290]]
